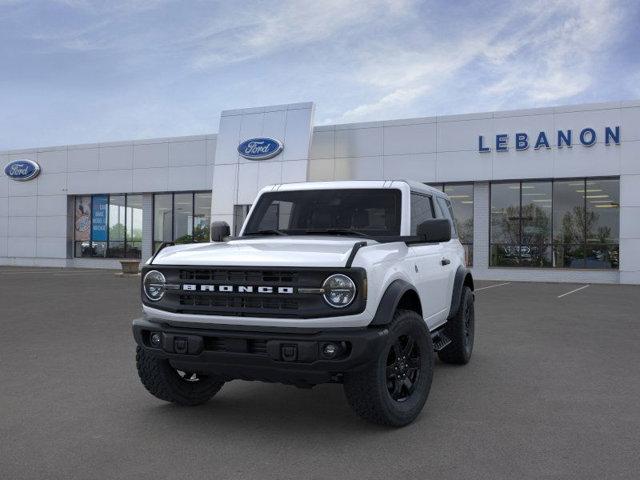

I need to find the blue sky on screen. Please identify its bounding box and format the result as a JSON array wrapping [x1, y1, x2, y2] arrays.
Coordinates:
[[1, 0, 639, 150]]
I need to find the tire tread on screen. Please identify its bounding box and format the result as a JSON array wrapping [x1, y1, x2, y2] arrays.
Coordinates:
[[136, 347, 224, 406]]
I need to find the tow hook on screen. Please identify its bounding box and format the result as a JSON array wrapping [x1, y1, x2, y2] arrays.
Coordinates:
[[281, 344, 298, 362]]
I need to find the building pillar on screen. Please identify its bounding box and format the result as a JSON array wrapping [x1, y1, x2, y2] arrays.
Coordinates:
[[472, 182, 490, 276], [142, 193, 154, 263], [619, 174, 640, 284], [210, 103, 315, 234]]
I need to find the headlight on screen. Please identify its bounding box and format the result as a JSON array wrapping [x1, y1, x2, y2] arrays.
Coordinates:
[[322, 274, 356, 308], [143, 270, 166, 301]]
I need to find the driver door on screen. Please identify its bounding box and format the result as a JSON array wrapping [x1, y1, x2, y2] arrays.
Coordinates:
[[407, 193, 449, 327]]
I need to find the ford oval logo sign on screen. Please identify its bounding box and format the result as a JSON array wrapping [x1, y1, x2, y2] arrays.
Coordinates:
[[237, 137, 283, 160], [4, 159, 41, 181]]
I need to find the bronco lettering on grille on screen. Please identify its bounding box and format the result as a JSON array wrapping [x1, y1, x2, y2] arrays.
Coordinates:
[[181, 284, 295, 294]]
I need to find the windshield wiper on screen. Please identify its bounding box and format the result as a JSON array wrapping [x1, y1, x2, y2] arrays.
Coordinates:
[[243, 229, 287, 236], [304, 228, 371, 238]]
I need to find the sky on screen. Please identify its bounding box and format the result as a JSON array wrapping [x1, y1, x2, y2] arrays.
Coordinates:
[[1, 0, 639, 150]]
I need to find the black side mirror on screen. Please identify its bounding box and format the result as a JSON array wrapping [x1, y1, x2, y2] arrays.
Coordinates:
[[210, 221, 231, 242], [416, 219, 451, 243]]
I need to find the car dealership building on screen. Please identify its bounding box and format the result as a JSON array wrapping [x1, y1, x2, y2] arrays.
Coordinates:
[[1, 100, 639, 284]]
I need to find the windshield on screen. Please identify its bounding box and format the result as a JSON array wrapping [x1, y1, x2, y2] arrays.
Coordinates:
[[243, 189, 402, 237]]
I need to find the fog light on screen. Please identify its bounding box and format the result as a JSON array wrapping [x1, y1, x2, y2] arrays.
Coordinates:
[[322, 343, 339, 358], [150, 332, 162, 348]]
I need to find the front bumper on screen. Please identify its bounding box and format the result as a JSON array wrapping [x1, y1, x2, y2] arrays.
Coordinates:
[[133, 318, 389, 386]]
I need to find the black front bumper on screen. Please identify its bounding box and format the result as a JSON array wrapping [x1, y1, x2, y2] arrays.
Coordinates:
[[132, 318, 388, 386]]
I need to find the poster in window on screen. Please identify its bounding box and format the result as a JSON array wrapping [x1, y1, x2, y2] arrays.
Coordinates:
[[74, 196, 91, 241], [91, 195, 108, 242]]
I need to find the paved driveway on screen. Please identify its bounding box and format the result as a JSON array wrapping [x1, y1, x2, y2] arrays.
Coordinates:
[[1, 268, 639, 479]]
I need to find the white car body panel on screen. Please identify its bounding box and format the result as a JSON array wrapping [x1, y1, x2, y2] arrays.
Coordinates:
[[152, 236, 365, 268], [145, 180, 465, 331]]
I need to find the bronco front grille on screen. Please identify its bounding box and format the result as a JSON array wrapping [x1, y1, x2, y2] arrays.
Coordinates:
[[180, 294, 299, 311], [143, 266, 367, 319], [179, 269, 299, 284]]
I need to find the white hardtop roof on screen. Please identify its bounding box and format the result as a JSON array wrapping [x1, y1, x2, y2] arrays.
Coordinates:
[[263, 180, 444, 196]]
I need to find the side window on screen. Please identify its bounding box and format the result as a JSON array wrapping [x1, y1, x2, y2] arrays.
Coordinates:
[[436, 197, 458, 238], [410, 193, 435, 235]]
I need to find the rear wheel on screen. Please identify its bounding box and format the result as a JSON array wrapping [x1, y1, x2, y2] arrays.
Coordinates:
[[438, 286, 474, 365], [343, 309, 433, 427], [136, 347, 224, 406]]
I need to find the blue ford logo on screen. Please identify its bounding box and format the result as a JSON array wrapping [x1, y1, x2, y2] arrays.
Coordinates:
[[237, 137, 283, 160], [4, 159, 41, 181]]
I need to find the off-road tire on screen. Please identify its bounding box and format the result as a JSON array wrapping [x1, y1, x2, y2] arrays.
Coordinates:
[[438, 286, 474, 365], [136, 347, 224, 406], [343, 309, 433, 427]]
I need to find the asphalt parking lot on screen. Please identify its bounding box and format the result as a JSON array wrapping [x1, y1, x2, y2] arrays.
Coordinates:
[[1, 268, 639, 480]]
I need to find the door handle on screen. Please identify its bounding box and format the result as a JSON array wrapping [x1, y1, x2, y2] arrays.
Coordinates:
[[441, 258, 451, 266]]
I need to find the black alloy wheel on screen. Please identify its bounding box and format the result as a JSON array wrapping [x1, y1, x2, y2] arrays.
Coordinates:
[[343, 309, 433, 427], [386, 334, 421, 402], [176, 370, 205, 383]]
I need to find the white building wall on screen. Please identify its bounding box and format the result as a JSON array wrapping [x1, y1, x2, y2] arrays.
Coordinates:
[[211, 103, 315, 233], [141, 193, 154, 262], [308, 100, 640, 284], [0, 134, 216, 268], [472, 182, 489, 271]]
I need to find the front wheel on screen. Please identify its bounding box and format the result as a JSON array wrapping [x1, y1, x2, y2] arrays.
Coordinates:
[[136, 347, 224, 406], [343, 309, 433, 427]]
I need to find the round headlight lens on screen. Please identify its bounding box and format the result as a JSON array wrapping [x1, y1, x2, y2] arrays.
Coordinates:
[[322, 274, 356, 308], [143, 270, 166, 302]]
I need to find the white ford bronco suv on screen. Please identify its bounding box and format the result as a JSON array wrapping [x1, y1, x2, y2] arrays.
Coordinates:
[[133, 180, 475, 426]]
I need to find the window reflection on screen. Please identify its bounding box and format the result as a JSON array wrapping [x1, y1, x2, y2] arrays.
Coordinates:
[[126, 195, 143, 258], [194, 193, 212, 242], [490, 182, 520, 266], [520, 181, 552, 267], [430, 183, 474, 266], [73, 193, 143, 259], [443, 184, 473, 266], [153, 192, 212, 251], [491, 178, 619, 269], [174, 193, 194, 244], [153, 194, 172, 252], [585, 178, 619, 268]]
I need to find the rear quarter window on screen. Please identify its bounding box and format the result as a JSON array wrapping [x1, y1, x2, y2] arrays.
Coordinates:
[[436, 196, 458, 238], [410, 193, 435, 235]]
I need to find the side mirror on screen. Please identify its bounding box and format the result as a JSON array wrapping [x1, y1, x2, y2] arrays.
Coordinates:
[[416, 219, 451, 243], [210, 221, 231, 242]]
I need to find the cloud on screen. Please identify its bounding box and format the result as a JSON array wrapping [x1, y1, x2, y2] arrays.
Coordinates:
[[0, 0, 636, 149], [481, 0, 622, 104], [191, 0, 415, 69], [334, 0, 627, 122]]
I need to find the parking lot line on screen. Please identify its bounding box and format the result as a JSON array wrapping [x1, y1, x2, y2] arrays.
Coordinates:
[[557, 284, 590, 298], [475, 282, 511, 292], [0, 270, 116, 276]]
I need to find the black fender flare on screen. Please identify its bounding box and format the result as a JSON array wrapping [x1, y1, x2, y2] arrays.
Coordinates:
[[448, 266, 474, 320], [370, 279, 420, 326]]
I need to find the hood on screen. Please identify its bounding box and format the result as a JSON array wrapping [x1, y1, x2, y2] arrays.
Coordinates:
[[151, 236, 371, 268]]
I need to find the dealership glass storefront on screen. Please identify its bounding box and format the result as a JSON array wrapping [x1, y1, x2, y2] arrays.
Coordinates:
[[72, 179, 619, 270], [74, 194, 143, 258], [74, 191, 211, 258], [152, 191, 212, 252], [490, 177, 619, 269]]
